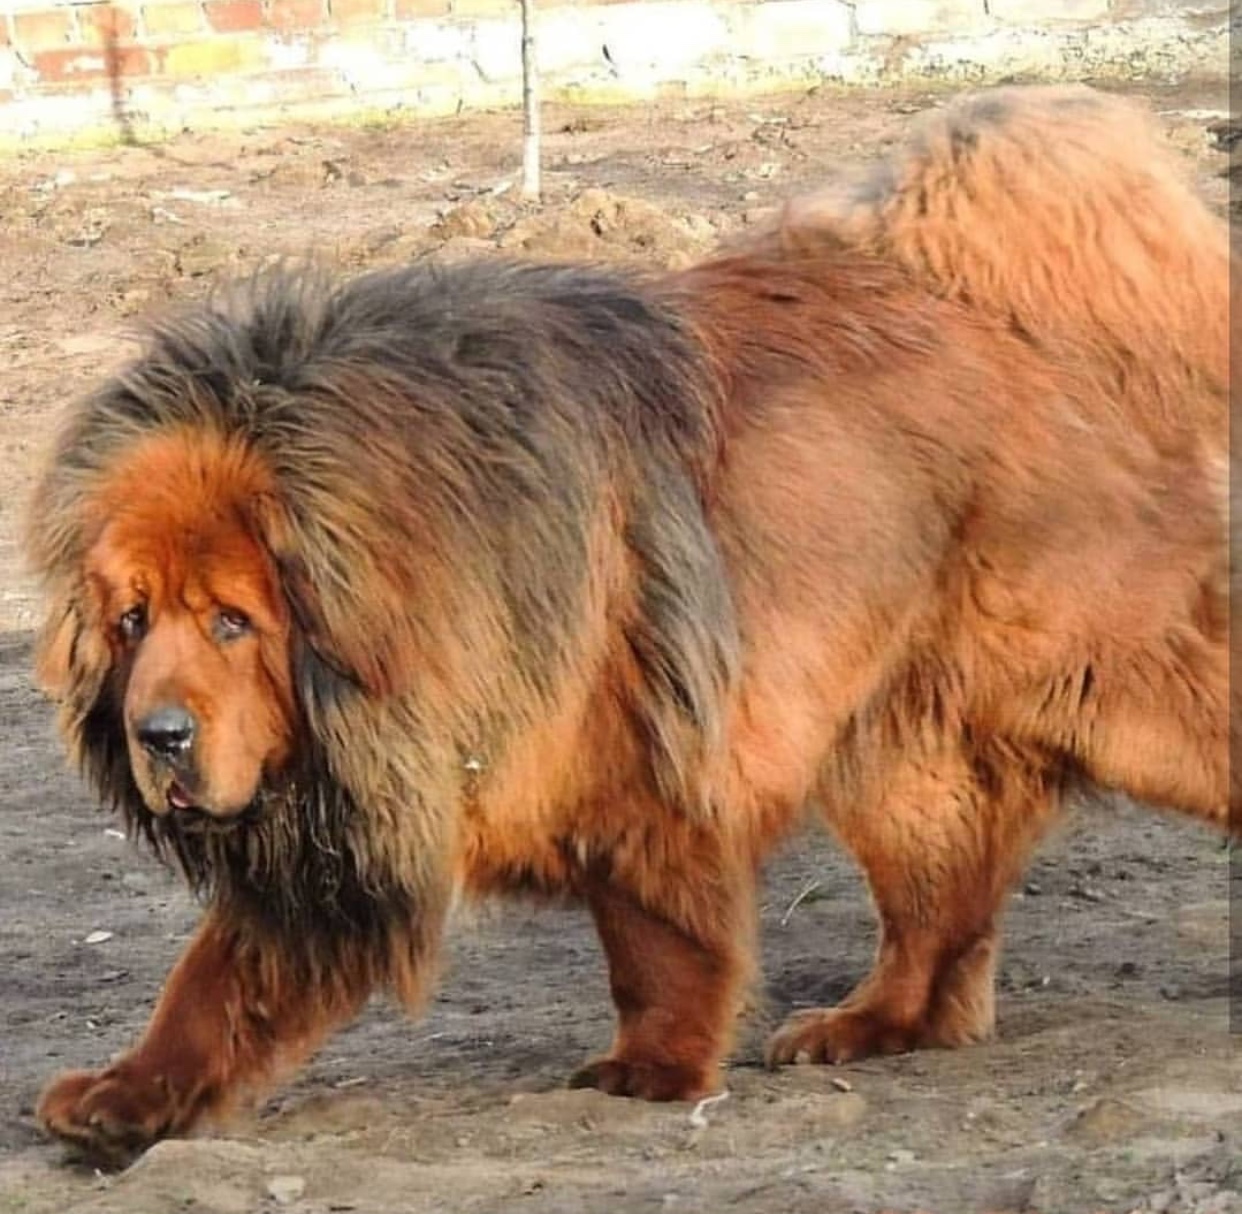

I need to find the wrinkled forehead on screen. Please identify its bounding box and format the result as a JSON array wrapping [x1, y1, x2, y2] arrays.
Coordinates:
[[86, 515, 278, 613], [82, 429, 282, 614]]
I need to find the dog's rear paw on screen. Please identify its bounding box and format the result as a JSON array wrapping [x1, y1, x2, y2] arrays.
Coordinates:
[[765, 1007, 921, 1067], [568, 1055, 717, 1102]]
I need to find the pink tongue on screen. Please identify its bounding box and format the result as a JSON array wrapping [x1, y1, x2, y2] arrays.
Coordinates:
[[168, 784, 194, 810]]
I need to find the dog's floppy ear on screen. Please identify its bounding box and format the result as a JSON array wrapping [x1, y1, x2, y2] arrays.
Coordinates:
[[250, 492, 414, 702], [33, 580, 110, 713]]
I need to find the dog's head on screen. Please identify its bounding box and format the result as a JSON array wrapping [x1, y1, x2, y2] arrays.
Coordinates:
[[25, 412, 430, 839], [32, 430, 298, 823], [65, 431, 301, 820]]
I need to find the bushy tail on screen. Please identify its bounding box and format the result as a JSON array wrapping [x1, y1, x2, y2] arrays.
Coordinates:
[[768, 85, 1230, 395]]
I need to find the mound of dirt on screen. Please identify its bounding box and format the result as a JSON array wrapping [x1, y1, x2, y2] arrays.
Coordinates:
[[424, 188, 723, 268]]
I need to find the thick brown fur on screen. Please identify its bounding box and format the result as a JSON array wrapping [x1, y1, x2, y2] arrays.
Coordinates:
[[26, 85, 1232, 1163]]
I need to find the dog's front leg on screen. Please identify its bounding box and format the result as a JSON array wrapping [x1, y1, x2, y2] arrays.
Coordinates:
[[37, 907, 372, 1164], [571, 849, 755, 1102]]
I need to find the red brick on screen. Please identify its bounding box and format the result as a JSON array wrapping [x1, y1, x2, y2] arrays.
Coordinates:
[[12, 9, 77, 52], [33, 44, 152, 82], [205, 0, 264, 31], [329, 0, 386, 22], [393, 0, 446, 15], [267, 0, 324, 28], [79, 4, 139, 47], [142, 2, 206, 36]]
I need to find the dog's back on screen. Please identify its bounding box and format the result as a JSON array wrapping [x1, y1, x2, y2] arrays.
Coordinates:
[[768, 85, 1230, 410]]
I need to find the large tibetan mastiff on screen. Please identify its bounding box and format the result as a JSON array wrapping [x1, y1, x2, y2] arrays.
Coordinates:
[[28, 85, 1233, 1160]]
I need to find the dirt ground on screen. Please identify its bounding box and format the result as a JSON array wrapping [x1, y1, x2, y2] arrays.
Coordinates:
[[0, 79, 1238, 1214]]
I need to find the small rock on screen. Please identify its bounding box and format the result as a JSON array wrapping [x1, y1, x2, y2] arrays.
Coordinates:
[[167, 187, 236, 207], [175, 238, 234, 277], [83, 930, 113, 945], [1174, 900, 1228, 946], [433, 199, 498, 241], [1023, 881, 1043, 896], [887, 1148, 917, 1165], [1070, 884, 1105, 902], [114, 283, 155, 315], [360, 225, 403, 255], [58, 333, 118, 358], [795, 1089, 868, 1129], [830, 1077, 853, 1093], [1065, 1097, 1146, 1143], [67, 226, 106, 248], [682, 213, 715, 238], [1208, 117, 1241, 152], [267, 1174, 306, 1205]]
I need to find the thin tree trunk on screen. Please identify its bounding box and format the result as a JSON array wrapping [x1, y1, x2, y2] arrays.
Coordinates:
[[520, 0, 541, 202]]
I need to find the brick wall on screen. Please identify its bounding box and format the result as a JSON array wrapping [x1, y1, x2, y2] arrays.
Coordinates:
[[0, 0, 1232, 144]]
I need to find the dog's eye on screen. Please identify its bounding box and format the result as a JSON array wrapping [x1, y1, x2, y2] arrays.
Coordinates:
[[215, 608, 252, 641], [117, 605, 147, 643]]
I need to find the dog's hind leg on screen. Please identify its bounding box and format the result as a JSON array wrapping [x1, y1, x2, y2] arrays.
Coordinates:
[[1052, 634, 1234, 835], [973, 489, 1233, 836], [981, 589, 1233, 836], [767, 740, 1062, 1066]]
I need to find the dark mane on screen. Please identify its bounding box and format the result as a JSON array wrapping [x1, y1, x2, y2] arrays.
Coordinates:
[[28, 259, 744, 969]]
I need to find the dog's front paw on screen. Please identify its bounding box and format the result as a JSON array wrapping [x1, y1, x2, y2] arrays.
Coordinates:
[[37, 1061, 204, 1165]]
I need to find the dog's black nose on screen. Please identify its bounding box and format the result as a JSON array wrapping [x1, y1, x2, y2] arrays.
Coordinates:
[[136, 706, 196, 761]]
